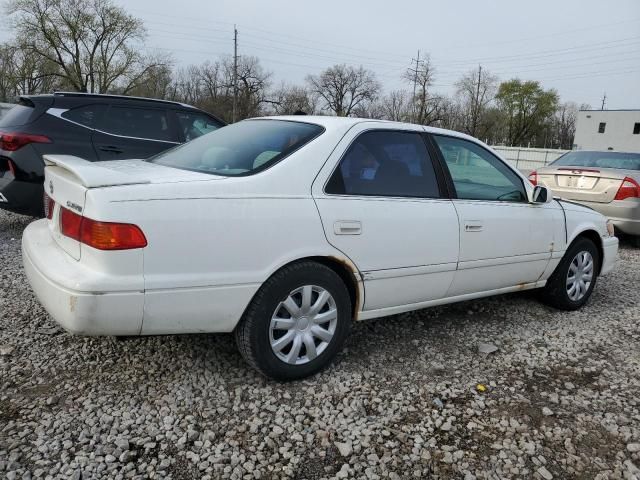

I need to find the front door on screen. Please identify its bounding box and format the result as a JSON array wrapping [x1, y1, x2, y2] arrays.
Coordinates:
[[313, 125, 460, 313], [430, 134, 555, 296]]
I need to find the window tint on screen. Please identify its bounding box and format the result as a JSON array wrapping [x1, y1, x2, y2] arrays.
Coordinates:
[[325, 131, 440, 198], [552, 151, 640, 171], [0, 101, 34, 127], [149, 119, 323, 176], [433, 135, 526, 202], [61, 104, 105, 128], [176, 111, 222, 141], [101, 106, 174, 142], [598, 122, 606, 133]]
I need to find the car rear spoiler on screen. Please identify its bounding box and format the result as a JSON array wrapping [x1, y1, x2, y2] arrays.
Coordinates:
[[43, 155, 151, 188]]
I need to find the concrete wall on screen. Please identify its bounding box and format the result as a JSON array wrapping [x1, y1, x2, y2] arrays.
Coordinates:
[[574, 110, 640, 153]]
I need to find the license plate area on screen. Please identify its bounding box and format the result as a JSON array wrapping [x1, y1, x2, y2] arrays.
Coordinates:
[[556, 175, 597, 189]]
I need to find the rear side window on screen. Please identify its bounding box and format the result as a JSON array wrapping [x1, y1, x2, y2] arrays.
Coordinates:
[[61, 104, 106, 128], [100, 106, 175, 142], [0, 100, 35, 127], [325, 130, 440, 198], [176, 111, 222, 141], [149, 119, 323, 176]]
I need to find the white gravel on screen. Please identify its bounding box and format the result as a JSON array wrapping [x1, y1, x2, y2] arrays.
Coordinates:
[[1, 209, 639, 480]]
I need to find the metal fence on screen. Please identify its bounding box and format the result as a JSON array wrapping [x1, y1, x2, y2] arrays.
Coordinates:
[[490, 146, 569, 172]]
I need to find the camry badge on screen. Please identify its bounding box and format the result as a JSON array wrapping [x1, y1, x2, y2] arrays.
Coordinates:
[[49, 180, 54, 195]]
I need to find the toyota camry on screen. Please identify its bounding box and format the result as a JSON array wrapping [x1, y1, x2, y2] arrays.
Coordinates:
[[22, 117, 618, 380]]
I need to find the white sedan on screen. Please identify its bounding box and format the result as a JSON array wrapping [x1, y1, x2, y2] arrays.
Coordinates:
[[22, 117, 618, 380]]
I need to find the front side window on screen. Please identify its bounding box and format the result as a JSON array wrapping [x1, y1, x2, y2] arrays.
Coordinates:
[[433, 135, 526, 202], [176, 111, 222, 141], [149, 119, 323, 176], [101, 106, 174, 142], [325, 130, 440, 198]]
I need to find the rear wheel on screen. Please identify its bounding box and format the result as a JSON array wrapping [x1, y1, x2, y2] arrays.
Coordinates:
[[540, 237, 599, 310], [235, 261, 352, 380]]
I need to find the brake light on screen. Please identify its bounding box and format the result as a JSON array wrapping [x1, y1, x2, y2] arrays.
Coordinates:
[[43, 193, 55, 219], [0, 131, 52, 151], [60, 207, 147, 250], [528, 170, 538, 186], [614, 177, 640, 201]]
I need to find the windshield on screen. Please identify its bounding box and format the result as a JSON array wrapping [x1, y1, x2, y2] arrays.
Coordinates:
[[552, 151, 640, 171], [149, 119, 324, 176]]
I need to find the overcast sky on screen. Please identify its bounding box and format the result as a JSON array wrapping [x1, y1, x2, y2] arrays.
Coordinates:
[[32, 1, 640, 108]]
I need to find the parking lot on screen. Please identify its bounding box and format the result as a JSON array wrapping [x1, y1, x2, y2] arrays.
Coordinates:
[[1, 208, 639, 479]]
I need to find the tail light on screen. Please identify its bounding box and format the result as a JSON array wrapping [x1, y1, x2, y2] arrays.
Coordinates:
[[614, 177, 640, 201], [43, 193, 55, 219], [528, 170, 538, 186], [60, 207, 147, 250], [0, 131, 52, 151]]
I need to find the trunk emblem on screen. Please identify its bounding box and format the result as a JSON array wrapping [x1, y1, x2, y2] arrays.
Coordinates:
[[49, 180, 54, 195]]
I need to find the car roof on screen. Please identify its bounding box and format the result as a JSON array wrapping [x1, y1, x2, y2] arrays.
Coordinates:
[[22, 92, 196, 109], [250, 115, 477, 141]]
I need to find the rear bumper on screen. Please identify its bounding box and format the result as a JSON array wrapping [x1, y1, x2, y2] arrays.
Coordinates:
[[600, 236, 619, 276], [22, 220, 143, 335], [0, 174, 44, 216], [574, 199, 640, 236]]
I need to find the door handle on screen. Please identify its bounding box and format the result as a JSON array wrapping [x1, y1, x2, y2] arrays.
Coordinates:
[[334, 221, 362, 235], [464, 221, 483, 232], [99, 146, 123, 153]]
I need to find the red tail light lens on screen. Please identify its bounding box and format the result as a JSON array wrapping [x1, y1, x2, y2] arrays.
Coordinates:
[[59, 207, 147, 250], [528, 170, 538, 186], [43, 193, 55, 220], [614, 177, 640, 201], [0, 131, 52, 151]]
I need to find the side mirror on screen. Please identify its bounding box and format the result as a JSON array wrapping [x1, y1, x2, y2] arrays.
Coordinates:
[[532, 185, 552, 204]]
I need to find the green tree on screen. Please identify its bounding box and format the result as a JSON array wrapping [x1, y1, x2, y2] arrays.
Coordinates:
[[496, 79, 559, 146]]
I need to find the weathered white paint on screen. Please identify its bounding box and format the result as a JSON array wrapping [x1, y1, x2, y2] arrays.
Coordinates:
[[22, 116, 619, 336]]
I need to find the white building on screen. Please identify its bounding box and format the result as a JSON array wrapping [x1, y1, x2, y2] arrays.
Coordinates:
[[574, 109, 640, 153]]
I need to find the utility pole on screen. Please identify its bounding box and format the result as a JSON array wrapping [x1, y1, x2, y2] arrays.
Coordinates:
[[473, 64, 482, 135], [600, 92, 606, 111], [232, 25, 238, 123], [412, 50, 420, 123]]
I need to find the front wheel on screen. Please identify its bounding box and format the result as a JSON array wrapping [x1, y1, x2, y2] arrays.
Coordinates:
[[540, 237, 600, 310], [235, 261, 352, 380]]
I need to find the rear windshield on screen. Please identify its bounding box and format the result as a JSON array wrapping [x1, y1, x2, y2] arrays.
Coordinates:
[[0, 99, 35, 127], [552, 151, 640, 171], [149, 119, 324, 176]]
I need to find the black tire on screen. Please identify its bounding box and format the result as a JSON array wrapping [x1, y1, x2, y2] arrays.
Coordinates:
[[540, 237, 600, 311], [235, 261, 352, 381]]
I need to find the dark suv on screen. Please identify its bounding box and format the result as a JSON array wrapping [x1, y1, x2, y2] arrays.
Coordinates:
[[0, 92, 225, 216]]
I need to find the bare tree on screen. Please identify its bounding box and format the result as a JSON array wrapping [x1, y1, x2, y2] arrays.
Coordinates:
[[380, 90, 411, 122], [455, 66, 498, 137], [403, 54, 440, 125], [268, 82, 319, 115], [307, 64, 380, 117], [6, 0, 166, 93]]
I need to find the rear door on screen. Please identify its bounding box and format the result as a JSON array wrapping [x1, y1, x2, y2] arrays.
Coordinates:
[[430, 134, 556, 296], [92, 105, 180, 160], [312, 124, 459, 313]]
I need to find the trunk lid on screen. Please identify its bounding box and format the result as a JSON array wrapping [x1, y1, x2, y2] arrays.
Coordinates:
[[44, 155, 222, 259], [537, 166, 627, 203]]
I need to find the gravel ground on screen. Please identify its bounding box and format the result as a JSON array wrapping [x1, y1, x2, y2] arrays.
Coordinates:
[[1, 209, 639, 480]]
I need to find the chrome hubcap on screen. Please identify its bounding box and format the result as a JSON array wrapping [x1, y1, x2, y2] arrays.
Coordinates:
[[269, 285, 337, 365], [566, 250, 594, 301]]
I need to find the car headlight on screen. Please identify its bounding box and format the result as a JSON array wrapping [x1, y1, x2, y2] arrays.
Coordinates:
[[605, 219, 615, 237]]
